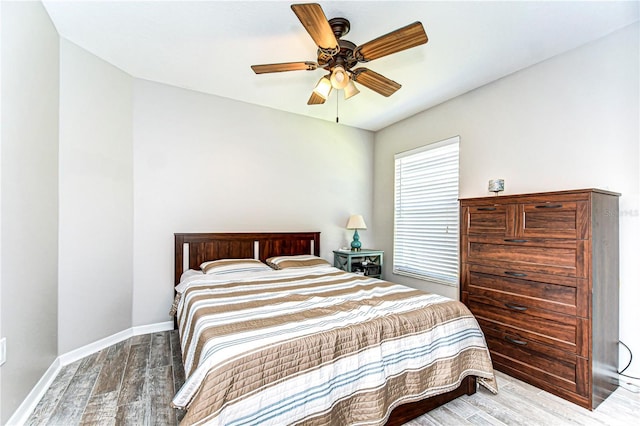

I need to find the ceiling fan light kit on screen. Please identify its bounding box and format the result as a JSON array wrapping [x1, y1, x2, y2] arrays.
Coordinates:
[[313, 75, 333, 99], [330, 65, 349, 89], [344, 80, 360, 100], [251, 3, 428, 106]]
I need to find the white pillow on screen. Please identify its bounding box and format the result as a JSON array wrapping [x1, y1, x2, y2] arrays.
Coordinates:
[[200, 258, 271, 275], [266, 255, 331, 270], [180, 269, 203, 282]]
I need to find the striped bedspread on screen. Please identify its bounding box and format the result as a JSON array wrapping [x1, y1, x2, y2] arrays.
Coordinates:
[[172, 266, 496, 425]]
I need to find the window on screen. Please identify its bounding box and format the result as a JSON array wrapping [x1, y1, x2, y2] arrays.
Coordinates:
[[393, 136, 460, 286]]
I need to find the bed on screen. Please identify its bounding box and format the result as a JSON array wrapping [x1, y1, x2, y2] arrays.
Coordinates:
[[171, 232, 496, 425]]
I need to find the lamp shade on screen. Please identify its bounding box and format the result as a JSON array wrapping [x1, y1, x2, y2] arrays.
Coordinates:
[[313, 76, 332, 99], [330, 65, 349, 89], [344, 80, 360, 100], [346, 214, 367, 230]]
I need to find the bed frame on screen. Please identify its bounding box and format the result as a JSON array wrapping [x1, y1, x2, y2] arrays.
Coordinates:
[[174, 232, 321, 284], [173, 232, 476, 425]]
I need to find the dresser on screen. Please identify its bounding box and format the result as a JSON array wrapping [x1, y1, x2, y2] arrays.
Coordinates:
[[460, 189, 619, 409]]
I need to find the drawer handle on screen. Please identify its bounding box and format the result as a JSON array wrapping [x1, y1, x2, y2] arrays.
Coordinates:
[[504, 303, 528, 312], [535, 204, 563, 209], [504, 271, 527, 277], [503, 239, 528, 243], [505, 335, 528, 346], [477, 207, 497, 211]]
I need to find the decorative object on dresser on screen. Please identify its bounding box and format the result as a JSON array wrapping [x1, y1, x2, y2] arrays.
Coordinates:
[[346, 214, 367, 251], [488, 179, 505, 195], [460, 188, 620, 410], [333, 248, 383, 279]]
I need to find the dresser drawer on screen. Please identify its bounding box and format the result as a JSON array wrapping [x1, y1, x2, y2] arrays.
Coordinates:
[[465, 237, 586, 277], [480, 320, 588, 396], [463, 204, 515, 236], [463, 265, 588, 317], [468, 296, 587, 356], [520, 201, 588, 240]]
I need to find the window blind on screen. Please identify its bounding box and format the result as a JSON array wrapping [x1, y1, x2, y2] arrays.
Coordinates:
[[393, 136, 460, 286]]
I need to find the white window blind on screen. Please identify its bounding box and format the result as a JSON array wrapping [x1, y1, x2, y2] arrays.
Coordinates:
[[393, 136, 460, 286]]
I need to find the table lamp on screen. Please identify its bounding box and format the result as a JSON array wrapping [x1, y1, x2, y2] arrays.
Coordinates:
[[346, 214, 367, 251]]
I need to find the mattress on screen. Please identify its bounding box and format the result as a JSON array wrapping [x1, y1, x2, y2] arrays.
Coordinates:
[[171, 265, 496, 425]]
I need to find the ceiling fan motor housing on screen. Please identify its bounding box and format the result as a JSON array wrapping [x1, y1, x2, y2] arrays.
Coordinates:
[[317, 17, 357, 70], [318, 38, 357, 70], [329, 17, 350, 38]]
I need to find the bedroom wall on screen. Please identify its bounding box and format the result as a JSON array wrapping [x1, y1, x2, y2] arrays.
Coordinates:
[[58, 39, 134, 354], [0, 1, 60, 423], [132, 80, 374, 326], [373, 23, 640, 375]]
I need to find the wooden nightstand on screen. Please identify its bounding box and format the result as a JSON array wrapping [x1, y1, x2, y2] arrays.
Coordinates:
[[333, 249, 384, 279]]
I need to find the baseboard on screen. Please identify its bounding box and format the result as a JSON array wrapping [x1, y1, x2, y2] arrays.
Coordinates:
[[6, 321, 176, 425], [132, 320, 174, 336], [57, 321, 174, 366], [58, 328, 133, 366], [5, 358, 61, 426]]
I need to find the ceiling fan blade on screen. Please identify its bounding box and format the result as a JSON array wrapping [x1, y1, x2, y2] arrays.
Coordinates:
[[307, 91, 326, 105], [251, 61, 317, 74], [291, 3, 339, 52], [351, 68, 401, 97], [354, 22, 428, 62]]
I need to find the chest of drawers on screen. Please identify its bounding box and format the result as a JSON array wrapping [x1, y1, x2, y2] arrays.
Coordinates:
[[460, 189, 619, 409]]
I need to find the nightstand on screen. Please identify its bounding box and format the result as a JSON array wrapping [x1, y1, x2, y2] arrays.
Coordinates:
[[333, 249, 384, 279]]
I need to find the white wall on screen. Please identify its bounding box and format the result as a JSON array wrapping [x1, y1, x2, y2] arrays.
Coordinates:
[[132, 80, 374, 326], [0, 2, 59, 422], [58, 40, 133, 354], [373, 23, 640, 374]]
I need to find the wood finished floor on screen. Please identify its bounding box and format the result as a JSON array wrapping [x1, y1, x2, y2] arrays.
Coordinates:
[[26, 330, 640, 425]]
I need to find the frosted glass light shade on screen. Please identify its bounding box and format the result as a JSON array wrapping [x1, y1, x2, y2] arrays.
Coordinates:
[[344, 80, 360, 100], [330, 65, 349, 89], [313, 76, 333, 99]]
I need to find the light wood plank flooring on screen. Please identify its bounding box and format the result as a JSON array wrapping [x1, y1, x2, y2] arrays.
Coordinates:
[[26, 330, 640, 425]]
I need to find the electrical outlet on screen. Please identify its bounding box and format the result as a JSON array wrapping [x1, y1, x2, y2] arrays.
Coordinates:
[[0, 337, 6, 366]]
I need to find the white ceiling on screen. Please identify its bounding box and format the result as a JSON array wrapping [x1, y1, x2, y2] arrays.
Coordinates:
[[42, 1, 639, 131]]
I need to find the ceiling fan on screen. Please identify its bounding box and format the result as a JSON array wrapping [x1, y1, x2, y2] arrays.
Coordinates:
[[251, 3, 428, 105]]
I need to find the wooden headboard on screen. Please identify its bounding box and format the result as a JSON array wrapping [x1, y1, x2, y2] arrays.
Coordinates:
[[174, 232, 321, 285]]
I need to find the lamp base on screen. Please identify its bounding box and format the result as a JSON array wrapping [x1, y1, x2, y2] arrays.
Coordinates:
[[350, 229, 362, 252]]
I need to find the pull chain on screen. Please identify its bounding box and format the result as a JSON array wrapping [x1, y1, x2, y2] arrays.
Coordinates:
[[336, 92, 339, 123]]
